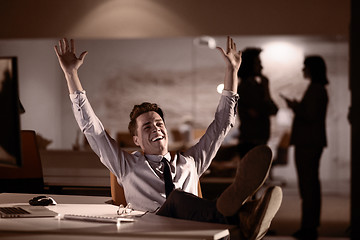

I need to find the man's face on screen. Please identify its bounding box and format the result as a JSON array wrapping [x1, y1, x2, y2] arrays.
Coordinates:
[[133, 111, 168, 155]]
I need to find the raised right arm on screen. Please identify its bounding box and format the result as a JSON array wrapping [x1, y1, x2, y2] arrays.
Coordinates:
[[54, 38, 88, 94], [54, 38, 136, 181]]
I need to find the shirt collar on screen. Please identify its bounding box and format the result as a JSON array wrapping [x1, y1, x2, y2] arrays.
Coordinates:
[[145, 152, 171, 163]]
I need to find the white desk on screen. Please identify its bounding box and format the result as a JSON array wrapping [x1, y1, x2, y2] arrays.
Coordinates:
[[0, 193, 239, 240]]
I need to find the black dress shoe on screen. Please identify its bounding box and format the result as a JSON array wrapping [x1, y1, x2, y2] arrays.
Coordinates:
[[292, 228, 318, 240], [238, 186, 283, 240]]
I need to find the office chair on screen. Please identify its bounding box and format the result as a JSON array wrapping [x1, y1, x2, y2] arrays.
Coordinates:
[[0, 130, 44, 193], [110, 171, 203, 206], [110, 172, 127, 206]]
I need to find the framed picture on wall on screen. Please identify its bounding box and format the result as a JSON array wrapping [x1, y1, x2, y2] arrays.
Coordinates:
[[0, 57, 23, 168]]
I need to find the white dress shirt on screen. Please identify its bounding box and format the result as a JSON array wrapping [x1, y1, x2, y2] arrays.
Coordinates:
[[70, 90, 238, 211]]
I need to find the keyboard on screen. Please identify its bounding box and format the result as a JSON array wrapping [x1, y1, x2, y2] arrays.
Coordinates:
[[0, 207, 30, 215], [63, 214, 135, 223]]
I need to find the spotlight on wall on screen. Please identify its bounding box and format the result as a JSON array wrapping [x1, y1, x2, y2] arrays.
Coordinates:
[[193, 36, 216, 49], [260, 40, 304, 79], [261, 41, 303, 66]]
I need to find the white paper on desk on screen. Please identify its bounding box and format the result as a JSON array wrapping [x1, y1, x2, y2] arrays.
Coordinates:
[[48, 204, 116, 216], [117, 210, 145, 217], [47, 204, 144, 218]]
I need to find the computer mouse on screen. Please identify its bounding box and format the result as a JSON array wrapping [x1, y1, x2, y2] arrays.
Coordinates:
[[29, 196, 57, 206]]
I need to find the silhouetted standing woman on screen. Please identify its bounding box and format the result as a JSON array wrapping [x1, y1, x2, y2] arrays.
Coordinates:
[[283, 56, 329, 240]]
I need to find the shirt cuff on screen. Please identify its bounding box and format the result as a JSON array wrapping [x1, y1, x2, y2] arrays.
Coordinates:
[[222, 89, 238, 98], [70, 90, 86, 95]]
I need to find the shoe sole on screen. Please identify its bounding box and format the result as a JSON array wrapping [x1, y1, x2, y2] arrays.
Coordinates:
[[251, 186, 283, 240], [217, 145, 273, 216]]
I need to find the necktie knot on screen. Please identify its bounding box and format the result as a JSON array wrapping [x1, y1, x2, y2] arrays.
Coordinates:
[[162, 158, 175, 198]]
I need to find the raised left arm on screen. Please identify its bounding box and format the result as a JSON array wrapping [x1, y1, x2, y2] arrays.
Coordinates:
[[216, 36, 242, 93]]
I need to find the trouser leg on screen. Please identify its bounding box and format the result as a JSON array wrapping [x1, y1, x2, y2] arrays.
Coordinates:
[[156, 183, 283, 240], [295, 145, 323, 229], [156, 189, 229, 224]]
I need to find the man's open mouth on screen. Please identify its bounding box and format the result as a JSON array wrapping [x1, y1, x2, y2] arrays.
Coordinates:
[[151, 136, 164, 142]]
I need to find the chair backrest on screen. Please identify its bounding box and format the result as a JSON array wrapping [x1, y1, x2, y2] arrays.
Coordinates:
[[0, 130, 44, 193], [110, 171, 127, 206], [110, 171, 203, 206]]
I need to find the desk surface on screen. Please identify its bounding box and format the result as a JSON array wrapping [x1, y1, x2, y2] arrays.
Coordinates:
[[0, 193, 238, 240]]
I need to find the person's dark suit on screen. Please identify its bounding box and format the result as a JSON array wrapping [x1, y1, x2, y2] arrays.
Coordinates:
[[290, 82, 328, 231]]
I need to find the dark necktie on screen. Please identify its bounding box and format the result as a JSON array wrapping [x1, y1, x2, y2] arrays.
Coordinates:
[[161, 157, 175, 198]]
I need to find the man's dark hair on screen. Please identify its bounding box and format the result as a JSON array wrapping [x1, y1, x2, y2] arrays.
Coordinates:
[[128, 102, 165, 136], [237, 47, 262, 80]]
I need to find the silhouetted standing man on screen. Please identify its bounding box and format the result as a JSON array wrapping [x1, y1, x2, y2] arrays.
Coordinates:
[[237, 48, 278, 158]]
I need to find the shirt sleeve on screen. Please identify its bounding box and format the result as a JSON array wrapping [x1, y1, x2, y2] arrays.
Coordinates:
[[183, 90, 239, 176], [69, 91, 136, 183]]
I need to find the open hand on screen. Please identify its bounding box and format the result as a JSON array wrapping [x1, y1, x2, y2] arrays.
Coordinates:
[[217, 36, 242, 72], [54, 38, 88, 74]]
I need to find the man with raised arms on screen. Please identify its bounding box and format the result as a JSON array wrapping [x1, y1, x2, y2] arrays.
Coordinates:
[[55, 36, 282, 239]]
